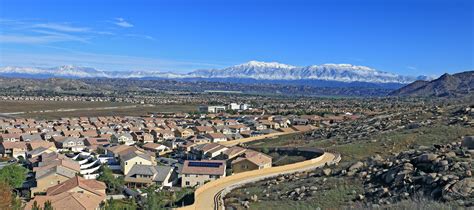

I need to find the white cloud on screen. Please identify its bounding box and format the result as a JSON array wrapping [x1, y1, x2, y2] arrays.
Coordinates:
[[125, 34, 155, 41], [114, 18, 134, 28], [0, 49, 226, 73], [0, 30, 89, 44], [33, 23, 90, 32], [0, 35, 52, 44]]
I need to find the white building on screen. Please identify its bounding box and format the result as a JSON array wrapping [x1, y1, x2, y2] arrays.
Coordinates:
[[199, 105, 227, 113]]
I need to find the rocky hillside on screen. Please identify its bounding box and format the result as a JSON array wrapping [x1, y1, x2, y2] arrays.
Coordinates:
[[390, 71, 473, 97], [346, 138, 473, 206], [226, 138, 474, 209]]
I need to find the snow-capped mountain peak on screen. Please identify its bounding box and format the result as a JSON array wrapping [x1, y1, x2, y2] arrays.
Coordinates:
[[316, 63, 376, 72], [235, 61, 296, 69]]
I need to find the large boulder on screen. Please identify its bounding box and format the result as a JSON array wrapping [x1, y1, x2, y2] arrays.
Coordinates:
[[442, 178, 474, 201], [461, 136, 474, 149], [322, 168, 332, 176], [417, 153, 438, 163], [348, 161, 364, 171]]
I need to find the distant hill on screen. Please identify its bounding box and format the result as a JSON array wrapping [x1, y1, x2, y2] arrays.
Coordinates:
[[390, 71, 473, 97], [0, 77, 394, 97], [0, 77, 93, 92]]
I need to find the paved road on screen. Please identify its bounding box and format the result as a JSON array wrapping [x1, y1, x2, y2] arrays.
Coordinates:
[[176, 152, 340, 210]]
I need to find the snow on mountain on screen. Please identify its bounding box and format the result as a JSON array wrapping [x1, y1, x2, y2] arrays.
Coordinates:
[[0, 61, 429, 84], [188, 61, 423, 83], [235, 60, 297, 69]]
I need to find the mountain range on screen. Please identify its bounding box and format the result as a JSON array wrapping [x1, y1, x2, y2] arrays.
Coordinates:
[[0, 61, 431, 86]]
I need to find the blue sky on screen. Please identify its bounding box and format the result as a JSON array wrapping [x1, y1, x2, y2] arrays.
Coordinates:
[[0, 0, 472, 76]]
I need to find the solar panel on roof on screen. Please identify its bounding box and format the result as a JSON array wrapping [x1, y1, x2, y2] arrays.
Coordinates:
[[188, 161, 222, 168]]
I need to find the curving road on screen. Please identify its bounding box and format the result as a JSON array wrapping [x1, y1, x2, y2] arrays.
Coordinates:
[[176, 151, 340, 210]]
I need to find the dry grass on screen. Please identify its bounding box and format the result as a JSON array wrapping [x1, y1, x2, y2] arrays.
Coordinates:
[[0, 100, 196, 119], [0, 100, 131, 112]]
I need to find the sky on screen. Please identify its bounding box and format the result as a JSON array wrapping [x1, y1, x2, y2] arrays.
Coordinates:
[[0, 0, 472, 76]]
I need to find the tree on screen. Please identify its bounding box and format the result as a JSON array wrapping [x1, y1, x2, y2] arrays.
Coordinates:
[[32, 201, 41, 210], [144, 187, 164, 210], [104, 198, 138, 210], [0, 164, 28, 188], [97, 166, 124, 194], [0, 181, 12, 209], [43, 200, 53, 210], [11, 196, 22, 210]]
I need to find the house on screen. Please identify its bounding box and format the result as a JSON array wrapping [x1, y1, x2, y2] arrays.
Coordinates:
[[54, 137, 85, 152], [22, 127, 39, 134], [231, 150, 272, 174], [6, 127, 22, 134], [151, 130, 175, 141], [187, 135, 211, 144], [84, 138, 110, 151], [21, 133, 43, 141], [106, 144, 141, 158], [0, 133, 21, 142], [259, 120, 280, 129], [194, 126, 215, 135], [204, 133, 227, 142], [181, 160, 226, 187], [225, 133, 244, 140], [46, 175, 106, 196], [120, 151, 155, 175], [224, 119, 239, 125], [175, 128, 194, 138], [0, 141, 27, 159], [142, 142, 171, 156], [220, 146, 247, 160], [191, 143, 228, 159], [210, 119, 225, 126], [163, 139, 190, 150], [27, 147, 57, 159], [26, 192, 105, 210], [124, 165, 173, 188], [42, 131, 62, 141], [131, 131, 154, 143], [142, 133, 154, 143], [62, 130, 81, 138], [111, 133, 135, 145], [31, 153, 81, 194], [253, 123, 268, 130], [80, 130, 98, 138], [27, 140, 57, 152], [27, 176, 106, 210]]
